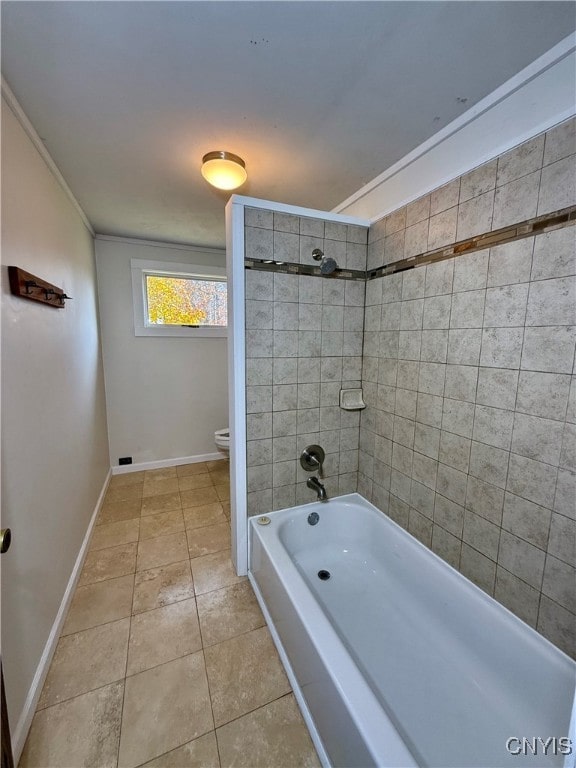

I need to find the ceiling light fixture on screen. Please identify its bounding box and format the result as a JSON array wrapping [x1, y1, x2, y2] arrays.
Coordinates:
[[201, 151, 247, 190]]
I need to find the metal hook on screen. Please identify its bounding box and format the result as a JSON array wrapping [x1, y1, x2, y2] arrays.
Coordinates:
[[24, 280, 39, 295]]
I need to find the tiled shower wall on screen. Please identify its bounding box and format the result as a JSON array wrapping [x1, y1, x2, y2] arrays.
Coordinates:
[[359, 116, 576, 657], [243, 207, 367, 517]]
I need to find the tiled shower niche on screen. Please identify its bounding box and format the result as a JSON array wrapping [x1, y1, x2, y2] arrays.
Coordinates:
[[243, 207, 368, 517]]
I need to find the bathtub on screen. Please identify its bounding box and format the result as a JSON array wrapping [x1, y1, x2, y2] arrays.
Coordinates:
[[248, 493, 576, 768]]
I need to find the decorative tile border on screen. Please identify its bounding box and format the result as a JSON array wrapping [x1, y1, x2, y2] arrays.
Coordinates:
[[244, 258, 366, 282], [245, 205, 575, 283], [367, 205, 576, 280]]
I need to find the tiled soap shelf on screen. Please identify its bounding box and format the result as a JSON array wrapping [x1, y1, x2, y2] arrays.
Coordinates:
[[340, 389, 366, 410]]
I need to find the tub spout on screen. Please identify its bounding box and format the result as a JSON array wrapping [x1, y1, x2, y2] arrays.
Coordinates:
[[307, 476, 328, 502]]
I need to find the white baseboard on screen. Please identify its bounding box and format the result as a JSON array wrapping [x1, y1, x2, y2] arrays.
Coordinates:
[[11, 469, 112, 764], [111, 451, 227, 475]]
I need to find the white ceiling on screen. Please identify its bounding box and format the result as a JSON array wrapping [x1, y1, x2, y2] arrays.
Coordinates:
[[2, 2, 574, 248]]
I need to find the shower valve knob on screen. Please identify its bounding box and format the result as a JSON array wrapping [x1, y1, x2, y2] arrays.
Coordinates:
[[300, 445, 325, 478]]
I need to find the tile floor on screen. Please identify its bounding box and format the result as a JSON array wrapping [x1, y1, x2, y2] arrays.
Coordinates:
[[20, 460, 320, 768]]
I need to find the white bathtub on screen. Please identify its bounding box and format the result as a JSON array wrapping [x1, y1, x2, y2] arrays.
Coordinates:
[[248, 494, 576, 768]]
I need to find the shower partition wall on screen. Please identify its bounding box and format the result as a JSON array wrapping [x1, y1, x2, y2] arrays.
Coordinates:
[[226, 196, 369, 575]]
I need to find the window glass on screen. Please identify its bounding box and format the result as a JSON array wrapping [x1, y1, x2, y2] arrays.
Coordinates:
[[131, 258, 227, 338], [145, 274, 227, 327]]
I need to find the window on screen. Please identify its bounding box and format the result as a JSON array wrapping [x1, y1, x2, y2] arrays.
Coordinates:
[[131, 259, 227, 337]]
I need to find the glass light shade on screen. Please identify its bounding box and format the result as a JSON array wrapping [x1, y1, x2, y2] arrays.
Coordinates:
[[201, 151, 247, 190]]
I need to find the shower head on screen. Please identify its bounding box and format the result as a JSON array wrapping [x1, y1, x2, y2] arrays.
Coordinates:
[[319, 257, 338, 275], [312, 248, 338, 275]]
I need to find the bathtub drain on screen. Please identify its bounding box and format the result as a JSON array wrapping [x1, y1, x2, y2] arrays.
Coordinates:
[[318, 570, 331, 581]]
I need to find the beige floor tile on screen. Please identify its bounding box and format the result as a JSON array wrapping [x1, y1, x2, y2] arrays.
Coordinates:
[[187, 522, 231, 559], [139, 732, 220, 768], [118, 653, 213, 768], [98, 498, 142, 525], [90, 518, 140, 551], [104, 484, 144, 504], [141, 491, 182, 516], [127, 598, 201, 675], [221, 502, 231, 520], [183, 503, 227, 530], [140, 509, 185, 540], [216, 694, 320, 768], [20, 682, 124, 768], [144, 467, 177, 481], [178, 473, 214, 491], [214, 483, 230, 502], [197, 582, 264, 647], [143, 477, 181, 497], [177, 461, 209, 477], [180, 486, 219, 508], [79, 543, 137, 586], [137, 532, 189, 572], [62, 574, 134, 635], [204, 626, 291, 727], [191, 550, 247, 595], [207, 460, 229, 473], [208, 468, 230, 484], [110, 472, 145, 488], [133, 561, 194, 614], [38, 619, 130, 709]]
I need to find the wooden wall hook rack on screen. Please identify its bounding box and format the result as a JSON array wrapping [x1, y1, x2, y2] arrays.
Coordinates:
[[7, 267, 72, 308]]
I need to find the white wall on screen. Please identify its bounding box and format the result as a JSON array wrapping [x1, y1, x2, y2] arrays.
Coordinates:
[[1, 99, 110, 753], [336, 37, 576, 222], [95, 237, 228, 468]]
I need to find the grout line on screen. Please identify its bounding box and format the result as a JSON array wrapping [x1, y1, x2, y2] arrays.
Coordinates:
[[34, 679, 129, 715], [215, 691, 296, 733], [116, 546, 137, 768]]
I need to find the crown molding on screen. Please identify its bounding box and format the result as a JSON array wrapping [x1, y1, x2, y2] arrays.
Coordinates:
[[94, 233, 226, 254]]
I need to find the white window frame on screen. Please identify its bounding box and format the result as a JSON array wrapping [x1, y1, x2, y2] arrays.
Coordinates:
[[131, 258, 227, 338]]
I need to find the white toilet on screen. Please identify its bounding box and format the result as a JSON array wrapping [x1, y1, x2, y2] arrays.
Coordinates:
[[214, 428, 230, 453]]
